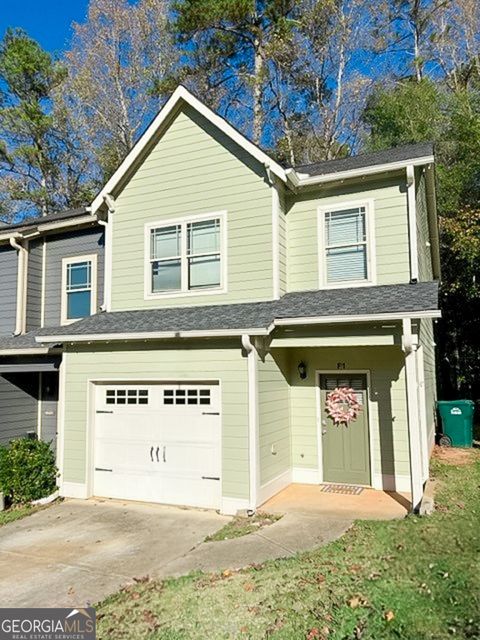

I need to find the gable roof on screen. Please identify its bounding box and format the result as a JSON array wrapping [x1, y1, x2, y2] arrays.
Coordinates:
[[90, 85, 288, 213], [0, 207, 97, 243], [35, 281, 439, 344]]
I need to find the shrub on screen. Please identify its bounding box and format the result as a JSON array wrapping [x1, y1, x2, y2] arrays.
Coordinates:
[[0, 438, 58, 505]]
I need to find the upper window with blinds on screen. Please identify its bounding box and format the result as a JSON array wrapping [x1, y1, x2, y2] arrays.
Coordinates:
[[145, 213, 226, 297], [320, 203, 375, 286]]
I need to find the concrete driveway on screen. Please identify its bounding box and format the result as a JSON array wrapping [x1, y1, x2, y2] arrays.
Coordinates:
[[0, 498, 228, 608]]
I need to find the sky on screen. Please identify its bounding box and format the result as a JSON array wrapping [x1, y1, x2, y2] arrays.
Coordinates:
[[0, 0, 90, 53]]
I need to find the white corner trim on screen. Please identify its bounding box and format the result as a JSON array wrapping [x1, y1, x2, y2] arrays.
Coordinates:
[[60, 254, 98, 326], [40, 237, 46, 327], [98, 208, 113, 312], [56, 352, 67, 480], [317, 199, 377, 288], [91, 85, 287, 213], [406, 165, 419, 282], [143, 211, 228, 301], [271, 182, 281, 300], [291, 467, 321, 484], [60, 481, 90, 500], [220, 496, 250, 516], [257, 469, 292, 506]]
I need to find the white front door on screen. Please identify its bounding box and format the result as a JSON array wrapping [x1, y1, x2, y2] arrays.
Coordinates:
[[93, 382, 221, 509]]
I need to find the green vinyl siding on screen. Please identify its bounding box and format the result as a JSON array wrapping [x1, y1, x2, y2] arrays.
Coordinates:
[[416, 168, 434, 281], [287, 346, 410, 485], [419, 317, 437, 450], [258, 350, 290, 485], [62, 341, 249, 500], [287, 177, 410, 292], [111, 105, 274, 310]]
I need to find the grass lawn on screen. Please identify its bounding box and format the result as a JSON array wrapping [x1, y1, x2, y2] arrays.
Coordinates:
[[205, 512, 282, 542], [0, 503, 45, 526], [97, 449, 480, 640]]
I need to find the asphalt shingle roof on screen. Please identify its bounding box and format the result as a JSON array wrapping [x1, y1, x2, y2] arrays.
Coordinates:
[[31, 282, 439, 342], [0, 208, 89, 233], [295, 142, 434, 177]]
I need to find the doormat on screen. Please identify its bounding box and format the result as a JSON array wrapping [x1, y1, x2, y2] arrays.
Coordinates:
[[320, 484, 364, 495]]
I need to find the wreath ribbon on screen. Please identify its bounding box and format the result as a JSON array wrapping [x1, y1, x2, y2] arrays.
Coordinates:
[[326, 387, 362, 425]]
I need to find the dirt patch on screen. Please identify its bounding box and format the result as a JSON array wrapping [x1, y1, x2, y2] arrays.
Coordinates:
[[432, 445, 477, 466]]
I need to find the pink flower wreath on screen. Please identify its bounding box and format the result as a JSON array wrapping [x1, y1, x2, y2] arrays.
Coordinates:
[[326, 387, 362, 425]]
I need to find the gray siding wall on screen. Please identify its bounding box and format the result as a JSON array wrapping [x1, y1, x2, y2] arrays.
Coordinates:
[[0, 246, 17, 336], [0, 373, 38, 445], [26, 238, 43, 331], [44, 227, 104, 327]]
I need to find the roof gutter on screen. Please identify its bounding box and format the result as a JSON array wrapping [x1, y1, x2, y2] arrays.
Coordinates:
[[286, 155, 435, 189], [9, 235, 27, 335], [0, 213, 97, 242]]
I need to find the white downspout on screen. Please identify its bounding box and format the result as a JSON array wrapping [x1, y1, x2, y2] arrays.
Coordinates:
[[9, 236, 27, 335], [242, 334, 259, 513], [98, 194, 115, 312], [402, 318, 423, 512], [406, 165, 419, 283]]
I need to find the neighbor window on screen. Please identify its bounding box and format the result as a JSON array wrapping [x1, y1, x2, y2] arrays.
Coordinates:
[[323, 206, 370, 284], [62, 255, 96, 323], [148, 215, 223, 295]]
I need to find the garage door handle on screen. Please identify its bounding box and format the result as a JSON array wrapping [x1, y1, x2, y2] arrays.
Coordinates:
[[202, 476, 220, 481], [150, 446, 154, 462], [202, 412, 220, 415], [97, 410, 114, 414], [163, 445, 166, 463], [155, 446, 160, 462], [95, 467, 113, 472]]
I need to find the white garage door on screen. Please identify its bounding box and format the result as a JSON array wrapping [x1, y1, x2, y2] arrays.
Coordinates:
[[93, 382, 221, 509]]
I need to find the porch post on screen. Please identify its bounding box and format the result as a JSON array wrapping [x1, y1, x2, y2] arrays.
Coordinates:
[[242, 334, 260, 513], [402, 318, 423, 512]]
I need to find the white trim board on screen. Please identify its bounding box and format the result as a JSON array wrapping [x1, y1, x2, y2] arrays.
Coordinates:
[[257, 470, 292, 507], [291, 467, 321, 484]]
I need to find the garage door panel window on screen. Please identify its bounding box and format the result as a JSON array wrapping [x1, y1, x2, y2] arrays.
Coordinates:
[[106, 389, 149, 405], [163, 388, 211, 405], [147, 213, 225, 296]]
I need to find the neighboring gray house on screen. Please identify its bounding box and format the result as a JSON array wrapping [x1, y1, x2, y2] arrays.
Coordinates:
[[0, 209, 104, 451]]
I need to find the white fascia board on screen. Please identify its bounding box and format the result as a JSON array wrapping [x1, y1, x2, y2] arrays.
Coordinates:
[[271, 310, 441, 329], [0, 348, 53, 356], [91, 85, 287, 213], [0, 215, 97, 243], [35, 327, 270, 344], [287, 155, 435, 188]]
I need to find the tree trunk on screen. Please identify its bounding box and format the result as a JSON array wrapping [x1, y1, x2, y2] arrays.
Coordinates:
[[253, 39, 263, 145]]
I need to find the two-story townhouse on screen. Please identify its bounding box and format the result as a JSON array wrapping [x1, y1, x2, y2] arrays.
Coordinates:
[[0, 209, 104, 452], [32, 86, 439, 515]]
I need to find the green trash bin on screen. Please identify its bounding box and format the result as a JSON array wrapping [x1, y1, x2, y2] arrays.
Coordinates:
[[437, 400, 475, 447]]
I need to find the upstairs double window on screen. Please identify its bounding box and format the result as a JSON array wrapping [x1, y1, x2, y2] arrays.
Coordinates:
[[146, 213, 226, 297], [319, 202, 375, 287]]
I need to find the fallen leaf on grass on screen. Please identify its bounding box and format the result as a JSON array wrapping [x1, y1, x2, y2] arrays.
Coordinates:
[[348, 595, 369, 609], [348, 564, 363, 574], [384, 610, 395, 622], [243, 582, 255, 592]]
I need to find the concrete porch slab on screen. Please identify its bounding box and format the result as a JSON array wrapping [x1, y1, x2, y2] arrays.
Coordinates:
[[261, 483, 411, 520]]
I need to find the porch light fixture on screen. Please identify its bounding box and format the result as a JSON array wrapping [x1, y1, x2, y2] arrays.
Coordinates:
[[298, 361, 307, 380]]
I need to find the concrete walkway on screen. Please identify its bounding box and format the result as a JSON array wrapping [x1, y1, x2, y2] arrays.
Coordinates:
[[160, 512, 352, 578], [0, 499, 352, 607]]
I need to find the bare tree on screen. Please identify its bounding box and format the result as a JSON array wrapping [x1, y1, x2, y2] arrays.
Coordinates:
[[61, 0, 177, 181]]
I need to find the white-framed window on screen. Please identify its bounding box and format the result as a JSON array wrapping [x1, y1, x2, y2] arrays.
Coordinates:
[[318, 201, 376, 287], [61, 254, 97, 324], [145, 212, 227, 298]]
